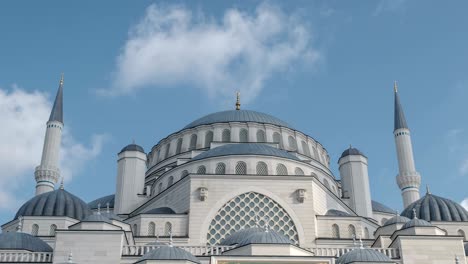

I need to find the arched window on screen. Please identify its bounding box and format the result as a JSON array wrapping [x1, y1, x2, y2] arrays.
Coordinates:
[[313, 147, 319, 160], [348, 225, 356, 238], [164, 143, 171, 159], [323, 179, 330, 189], [157, 150, 161, 161], [167, 176, 174, 186], [215, 163, 226, 174], [332, 186, 336, 194], [158, 182, 163, 193], [133, 224, 138, 236], [189, 134, 197, 150], [256, 162, 268, 175], [49, 224, 57, 236], [181, 170, 189, 178], [294, 167, 304, 175], [151, 182, 157, 195], [276, 164, 288, 175], [164, 222, 172, 236], [222, 129, 231, 142], [273, 132, 282, 148], [235, 161, 247, 175], [364, 227, 370, 239], [175, 138, 183, 154], [197, 165, 206, 174], [148, 222, 156, 236], [458, 229, 466, 240], [205, 131, 214, 147], [256, 130, 266, 142], [31, 224, 39, 236], [288, 136, 297, 151], [301, 141, 311, 156], [239, 129, 248, 142], [332, 224, 340, 238]]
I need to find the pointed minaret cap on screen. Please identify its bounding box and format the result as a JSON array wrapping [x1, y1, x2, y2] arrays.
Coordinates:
[[49, 74, 64, 124], [394, 81, 408, 131]]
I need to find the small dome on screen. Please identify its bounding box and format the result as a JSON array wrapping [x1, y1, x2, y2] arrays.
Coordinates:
[[88, 194, 115, 210], [193, 143, 300, 162], [184, 110, 293, 130], [0, 232, 53, 252], [15, 189, 91, 220], [143, 207, 176, 214], [401, 218, 432, 229], [340, 147, 366, 159], [81, 213, 111, 223], [220, 227, 264, 245], [326, 209, 352, 217], [237, 230, 291, 247], [336, 248, 393, 264], [139, 245, 200, 263], [383, 215, 411, 226], [401, 193, 468, 222], [372, 200, 396, 214], [120, 144, 145, 153]]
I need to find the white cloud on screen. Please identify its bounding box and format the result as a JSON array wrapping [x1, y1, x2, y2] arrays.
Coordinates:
[[373, 0, 406, 16], [0, 86, 106, 211], [105, 3, 320, 103], [462, 198, 468, 211]]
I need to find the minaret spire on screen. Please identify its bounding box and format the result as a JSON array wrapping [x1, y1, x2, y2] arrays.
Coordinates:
[[34, 74, 65, 195], [393, 82, 421, 208]]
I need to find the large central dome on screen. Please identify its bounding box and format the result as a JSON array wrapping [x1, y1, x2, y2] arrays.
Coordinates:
[[183, 110, 294, 130]]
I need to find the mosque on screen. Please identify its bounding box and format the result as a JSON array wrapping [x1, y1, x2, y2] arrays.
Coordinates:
[[0, 75, 467, 264]]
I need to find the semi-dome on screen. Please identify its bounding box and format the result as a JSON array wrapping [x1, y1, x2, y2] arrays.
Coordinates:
[[237, 230, 291, 247], [336, 248, 393, 264], [138, 245, 200, 263], [326, 209, 352, 217], [220, 227, 264, 245], [143, 207, 176, 214], [193, 143, 300, 162], [15, 188, 91, 220], [401, 217, 432, 229], [383, 215, 411, 226], [372, 200, 396, 214], [183, 110, 293, 130], [0, 232, 53, 252], [340, 147, 366, 159], [88, 194, 115, 210], [120, 143, 145, 153], [400, 193, 468, 222]]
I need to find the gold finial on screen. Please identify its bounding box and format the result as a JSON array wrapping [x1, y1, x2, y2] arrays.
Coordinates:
[[60, 177, 64, 190], [235, 91, 241, 110], [426, 184, 431, 194], [393, 80, 398, 93], [59, 73, 64, 87]]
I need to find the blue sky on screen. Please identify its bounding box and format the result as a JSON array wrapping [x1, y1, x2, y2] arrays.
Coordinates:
[[0, 0, 467, 224]]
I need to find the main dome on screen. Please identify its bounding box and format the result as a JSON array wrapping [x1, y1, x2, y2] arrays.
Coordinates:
[[15, 188, 92, 220], [183, 110, 294, 130]]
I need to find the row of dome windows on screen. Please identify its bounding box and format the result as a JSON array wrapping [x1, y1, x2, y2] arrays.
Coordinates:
[[29, 224, 57, 236], [331, 224, 369, 239], [150, 129, 328, 167], [150, 161, 338, 197], [133, 222, 172, 237]]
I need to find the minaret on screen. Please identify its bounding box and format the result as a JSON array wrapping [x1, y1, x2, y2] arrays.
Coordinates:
[[34, 74, 64, 195], [393, 81, 421, 208]]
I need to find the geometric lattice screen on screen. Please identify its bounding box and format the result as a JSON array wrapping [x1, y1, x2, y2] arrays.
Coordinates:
[[207, 192, 299, 245]]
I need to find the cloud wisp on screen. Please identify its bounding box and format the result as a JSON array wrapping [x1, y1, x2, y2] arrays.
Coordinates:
[[462, 198, 468, 211], [0, 86, 106, 211], [104, 3, 320, 104]]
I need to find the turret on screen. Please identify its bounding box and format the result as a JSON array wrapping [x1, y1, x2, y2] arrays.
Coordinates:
[[34, 74, 64, 195], [114, 143, 147, 215], [393, 82, 421, 208], [338, 146, 373, 218]]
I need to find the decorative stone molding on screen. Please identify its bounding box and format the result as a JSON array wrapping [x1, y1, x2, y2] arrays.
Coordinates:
[[296, 189, 306, 203], [199, 187, 208, 201]]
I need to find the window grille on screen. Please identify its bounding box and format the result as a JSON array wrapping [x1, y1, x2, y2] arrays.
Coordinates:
[[295, 167, 304, 175], [148, 222, 156, 236], [348, 225, 356, 238], [215, 163, 226, 174], [164, 222, 172, 236], [256, 162, 268, 175], [207, 192, 299, 245], [239, 129, 248, 142], [176, 138, 183, 154], [235, 161, 247, 175], [222, 129, 231, 142], [205, 131, 214, 147], [197, 165, 206, 174], [332, 224, 340, 238], [256, 130, 266, 142], [276, 164, 288, 175], [31, 224, 39, 236], [49, 224, 57, 236]]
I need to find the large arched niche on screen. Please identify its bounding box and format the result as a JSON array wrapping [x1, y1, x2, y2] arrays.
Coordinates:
[[202, 189, 303, 245]]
